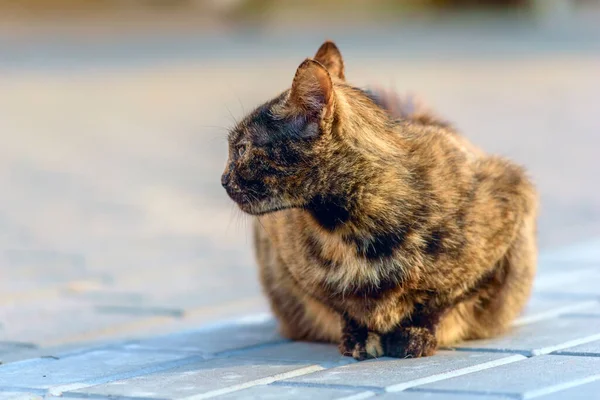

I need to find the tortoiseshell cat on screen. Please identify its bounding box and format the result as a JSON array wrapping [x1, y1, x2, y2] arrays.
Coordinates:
[[221, 41, 537, 360]]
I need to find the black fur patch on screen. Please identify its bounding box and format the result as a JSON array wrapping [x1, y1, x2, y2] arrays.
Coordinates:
[[340, 314, 369, 359], [306, 194, 351, 231], [424, 229, 444, 257], [347, 224, 409, 260], [346, 274, 401, 298]]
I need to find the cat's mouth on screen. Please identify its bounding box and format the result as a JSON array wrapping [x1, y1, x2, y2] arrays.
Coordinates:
[[236, 199, 294, 216], [223, 177, 295, 216], [229, 193, 295, 216]]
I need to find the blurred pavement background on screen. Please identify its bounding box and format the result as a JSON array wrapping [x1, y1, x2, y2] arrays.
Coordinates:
[[0, 0, 599, 359]]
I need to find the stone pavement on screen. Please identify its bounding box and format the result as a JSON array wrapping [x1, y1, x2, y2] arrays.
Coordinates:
[[1, 40, 599, 356], [1, 238, 599, 399], [1, 19, 600, 400]]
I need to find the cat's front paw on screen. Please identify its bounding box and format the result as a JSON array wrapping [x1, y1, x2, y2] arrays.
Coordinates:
[[382, 326, 437, 358], [339, 331, 384, 361]]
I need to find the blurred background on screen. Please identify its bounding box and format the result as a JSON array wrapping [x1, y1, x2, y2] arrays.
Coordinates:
[[0, 0, 599, 359]]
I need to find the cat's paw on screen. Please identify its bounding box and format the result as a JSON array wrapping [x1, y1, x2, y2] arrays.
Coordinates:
[[382, 326, 437, 358], [339, 331, 384, 361]]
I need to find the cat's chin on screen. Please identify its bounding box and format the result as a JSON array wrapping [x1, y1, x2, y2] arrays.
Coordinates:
[[237, 202, 294, 216]]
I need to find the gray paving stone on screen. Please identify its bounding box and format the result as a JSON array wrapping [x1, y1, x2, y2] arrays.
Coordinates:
[[535, 379, 600, 400], [540, 238, 600, 264], [532, 267, 599, 294], [236, 342, 355, 367], [126, 317, 283, 355], [452, 316, 600, 356], [0, 347, 193, 391], [284, 351, 524, 390], [0, 342, 37, 357], [553, 338, 600, 357], [378, 392, 511, 399], [70, 358, 323, 399], [0, 393, 42, 400], [215, 384, 368, 400], [514, 296, 598, 325], [0, 298, 149, 345], [412, 355, 600, 398], [568, 307, 600, 317]]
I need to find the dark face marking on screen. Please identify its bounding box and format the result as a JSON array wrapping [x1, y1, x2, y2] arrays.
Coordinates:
[[223, 92, 324, 215]]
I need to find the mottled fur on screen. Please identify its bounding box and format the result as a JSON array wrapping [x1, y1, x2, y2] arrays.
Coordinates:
[[222, 41, 538, 360]]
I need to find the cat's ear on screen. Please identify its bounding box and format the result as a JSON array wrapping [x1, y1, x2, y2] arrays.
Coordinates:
[[288, 58, 334, 119], [314, 41, 345, 80]]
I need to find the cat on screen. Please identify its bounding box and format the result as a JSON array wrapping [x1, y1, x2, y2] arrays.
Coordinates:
[[221, 41, 537, 360]]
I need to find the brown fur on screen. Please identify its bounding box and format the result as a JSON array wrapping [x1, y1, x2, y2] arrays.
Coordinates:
[[222, 41, 538, 360]]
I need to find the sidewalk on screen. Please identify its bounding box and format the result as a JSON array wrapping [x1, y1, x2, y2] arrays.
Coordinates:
[[1, 238, 599, 399]]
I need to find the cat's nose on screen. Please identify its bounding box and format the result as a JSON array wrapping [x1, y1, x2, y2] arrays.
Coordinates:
[[221, 172, 231, 188]]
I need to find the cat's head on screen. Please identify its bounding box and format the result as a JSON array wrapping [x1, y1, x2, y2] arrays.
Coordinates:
[[221, 41, 372, 216]]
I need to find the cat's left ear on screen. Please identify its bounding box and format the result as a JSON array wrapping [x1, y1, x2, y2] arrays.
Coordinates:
[[288, 58, 334, 120], [314, 40, 345, 80]]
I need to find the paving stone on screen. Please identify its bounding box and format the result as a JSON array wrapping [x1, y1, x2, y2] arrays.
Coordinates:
[[0, 298, 150, 346], [126, 317, 282, 355], [540, 238, 600, 264], [514, 296, 598, 325], [553, 338, 600, 357], [378, 392, 511, 399], [0, 393, 43, 400], [0, 342, 38, 357], [236, 342, 356, 367], [568, 307, 600, 317], [535, 379, 600, 400], [70, 358, 323, 399], [215, 384, 368, 400], [532, 267, 599, 294], [284, 351, 524, 390], [412, 355, 600, 398], [0, 347, 193, 391], [452, 316, 600, 356]]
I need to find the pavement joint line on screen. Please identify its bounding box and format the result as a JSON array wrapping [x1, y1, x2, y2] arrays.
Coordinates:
[[337, 391, 378, 400], [0, 312, 273, 365], [551, 351, 600, 358], [0, 279, 108, 306], [385, 354, 527, 392], [61, 393, 163, 400], [524, 373, 600, 399], [270, 380, 384, 393], [47, 355, 206, 396], [179, 365, 326, 400], [0, 387, 46, 396], [529, 332, 600, 356], [406, 387, 521, 399], [513, 300, 600, 326], [94, 305, 186, 318], [440, 347, 533, 357], [0, 341, 38, 349], [39, 296, 267, 348], [215, 339, 291, 358], [41, 315, 175, 348], [447, 332, 600, 357]]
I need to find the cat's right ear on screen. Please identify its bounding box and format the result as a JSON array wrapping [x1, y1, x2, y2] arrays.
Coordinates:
[[288, 58, 334, 120], [314, 41, 345, 80]]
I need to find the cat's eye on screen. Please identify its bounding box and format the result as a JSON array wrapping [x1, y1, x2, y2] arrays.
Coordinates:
[[237, 144, 247, 157]]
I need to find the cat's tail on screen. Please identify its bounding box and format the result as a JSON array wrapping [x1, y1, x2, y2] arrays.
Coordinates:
[[367, 86, 449, 128]]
